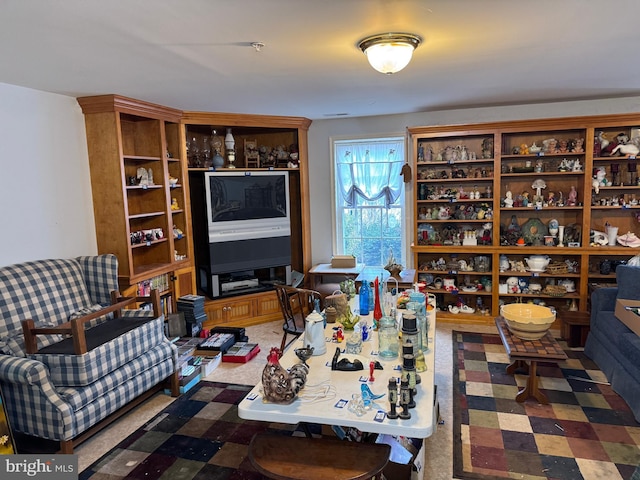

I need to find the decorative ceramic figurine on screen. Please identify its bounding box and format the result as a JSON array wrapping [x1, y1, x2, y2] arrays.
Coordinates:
[[592, 167, 608, 194], [384, 249, 403, 278], [612, 143, 640, 157], [136, 167, 149, 186], [503, 191, 514, 208], [532, 178, 547, 205], [542, 138, 557, 153], [481, 138, 493, 159], [261, 347, 308, 404]]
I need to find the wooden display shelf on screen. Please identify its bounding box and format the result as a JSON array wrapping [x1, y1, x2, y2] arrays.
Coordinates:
[[409, 113, 640, 324]]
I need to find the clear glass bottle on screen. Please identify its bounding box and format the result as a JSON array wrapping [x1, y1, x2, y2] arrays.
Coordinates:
[[406, 301, 427, 353], [377, 316, 399, 359]]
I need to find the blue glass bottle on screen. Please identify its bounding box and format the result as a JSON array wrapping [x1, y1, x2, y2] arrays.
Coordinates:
[[359, 280, 370, 316]]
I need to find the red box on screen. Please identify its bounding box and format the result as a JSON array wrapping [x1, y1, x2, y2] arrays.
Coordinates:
[[222, 343, 260, 363]]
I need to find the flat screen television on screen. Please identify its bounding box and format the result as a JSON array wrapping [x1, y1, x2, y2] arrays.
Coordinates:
[[204, 170, 291, 243]]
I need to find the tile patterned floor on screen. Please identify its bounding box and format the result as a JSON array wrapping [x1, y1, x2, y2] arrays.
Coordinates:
[[453, 330, 640, 479]]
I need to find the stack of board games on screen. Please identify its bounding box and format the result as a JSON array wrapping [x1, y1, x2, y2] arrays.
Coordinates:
[[166, 337, 205, 394], [177, 294, 207, 336], [196, 332, 236, 354], [222, 342, 260, 363]]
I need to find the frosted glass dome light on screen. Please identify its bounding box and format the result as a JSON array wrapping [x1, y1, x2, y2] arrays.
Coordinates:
[[358, 33, 422, 74]]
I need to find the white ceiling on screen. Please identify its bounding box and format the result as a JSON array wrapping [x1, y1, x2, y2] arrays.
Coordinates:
[[2, 0, 640, 120]]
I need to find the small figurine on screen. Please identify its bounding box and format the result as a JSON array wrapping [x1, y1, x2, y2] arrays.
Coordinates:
[[572, 158, 583, 171], [542, 138, 557, 153], [424, 144, 433, 162], [529, 142, 542, 153], [611, 142, 640, 157], [556, 139, 569, 153], [387, 378, 399, 419], [547, 191, 556, 206], [519, 143, 529, 155], [136, 167, 149, 186], [481, 138, 493, 159], [504, 191, 514, 208], [568, 186, 578, 206], [592, 167, 608, 194], [573, 138, 585, 153], [171, 198, 179, 210], [532, 178, 547, 205]]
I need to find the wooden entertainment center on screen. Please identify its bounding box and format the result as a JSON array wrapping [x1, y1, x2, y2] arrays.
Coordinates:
[[78, 95, 312, 328]]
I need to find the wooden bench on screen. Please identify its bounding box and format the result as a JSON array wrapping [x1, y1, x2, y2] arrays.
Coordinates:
[[248, 433, 391, 480]]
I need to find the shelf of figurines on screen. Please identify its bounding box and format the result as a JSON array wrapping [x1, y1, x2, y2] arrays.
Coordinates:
[[503, 136, 586, 154], [417, 136, 495, 163], [500, 156, 584, 176], [416, 164, 494, 182]]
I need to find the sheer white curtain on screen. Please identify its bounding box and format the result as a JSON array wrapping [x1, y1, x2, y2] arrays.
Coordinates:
[[335, 140, 404, 207]]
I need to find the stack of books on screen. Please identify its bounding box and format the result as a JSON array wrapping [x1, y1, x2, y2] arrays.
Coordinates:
[[177, 294, 207, 336]]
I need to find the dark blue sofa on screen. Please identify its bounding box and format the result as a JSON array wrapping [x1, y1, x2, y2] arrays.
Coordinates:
[[584, 264, 640, 422]]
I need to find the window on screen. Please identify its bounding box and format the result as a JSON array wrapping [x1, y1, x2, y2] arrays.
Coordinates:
[[333, 137, 406, 267]]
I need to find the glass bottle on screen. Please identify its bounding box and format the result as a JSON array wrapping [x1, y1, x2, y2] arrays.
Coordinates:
[[407, 301, 428, 354], [373, 276, 383, 327], [377, 316, 399, 359], [358, 279, 369, 316]]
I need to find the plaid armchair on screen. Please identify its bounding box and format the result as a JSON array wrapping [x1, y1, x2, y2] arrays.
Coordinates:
[[0, 254, 179, 453]]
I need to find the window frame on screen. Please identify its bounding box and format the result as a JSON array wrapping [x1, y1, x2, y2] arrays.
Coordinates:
[[330, 133, 411, 268]]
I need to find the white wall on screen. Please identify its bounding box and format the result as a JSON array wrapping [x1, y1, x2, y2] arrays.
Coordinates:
[[307, 97, 640, 266], [0, 83, 96, 266]]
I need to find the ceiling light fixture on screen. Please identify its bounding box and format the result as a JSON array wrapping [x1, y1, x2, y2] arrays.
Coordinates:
[[358, 33, 422, 74]]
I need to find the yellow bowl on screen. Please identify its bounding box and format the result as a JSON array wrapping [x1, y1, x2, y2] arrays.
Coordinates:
[[501, 303, 555, 340]]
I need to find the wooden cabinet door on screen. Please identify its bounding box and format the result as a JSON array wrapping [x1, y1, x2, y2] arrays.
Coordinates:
[[255, 291, 281, 318], [172, 266, 195, 299], [205, 297, 254, 325]]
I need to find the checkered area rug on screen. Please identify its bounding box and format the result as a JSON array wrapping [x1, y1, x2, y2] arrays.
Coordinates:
[[79, 381, 321, 480], [452, 331, 640, 480]]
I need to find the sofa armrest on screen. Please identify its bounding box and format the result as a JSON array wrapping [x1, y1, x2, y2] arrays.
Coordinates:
[[591, 286, 618, 320], [0, 354, 50, 386], [21, 295, 138, 355]]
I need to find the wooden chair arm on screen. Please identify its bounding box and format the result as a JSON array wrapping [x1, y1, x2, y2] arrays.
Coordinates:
[[21, 296, 139, 355], [110, 289, 161, 318]]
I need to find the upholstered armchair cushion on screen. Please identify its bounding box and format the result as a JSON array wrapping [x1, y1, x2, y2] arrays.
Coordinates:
[[0, 258, 93, 356], [29, 316, 166, 386]]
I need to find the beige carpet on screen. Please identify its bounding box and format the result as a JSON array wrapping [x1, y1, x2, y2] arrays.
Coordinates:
[[75, 320, 502, 479]]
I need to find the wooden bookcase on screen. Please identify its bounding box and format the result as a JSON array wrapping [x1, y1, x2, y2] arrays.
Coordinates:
[[409, 114, 640, 325], [78, 95, 196, 311]]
